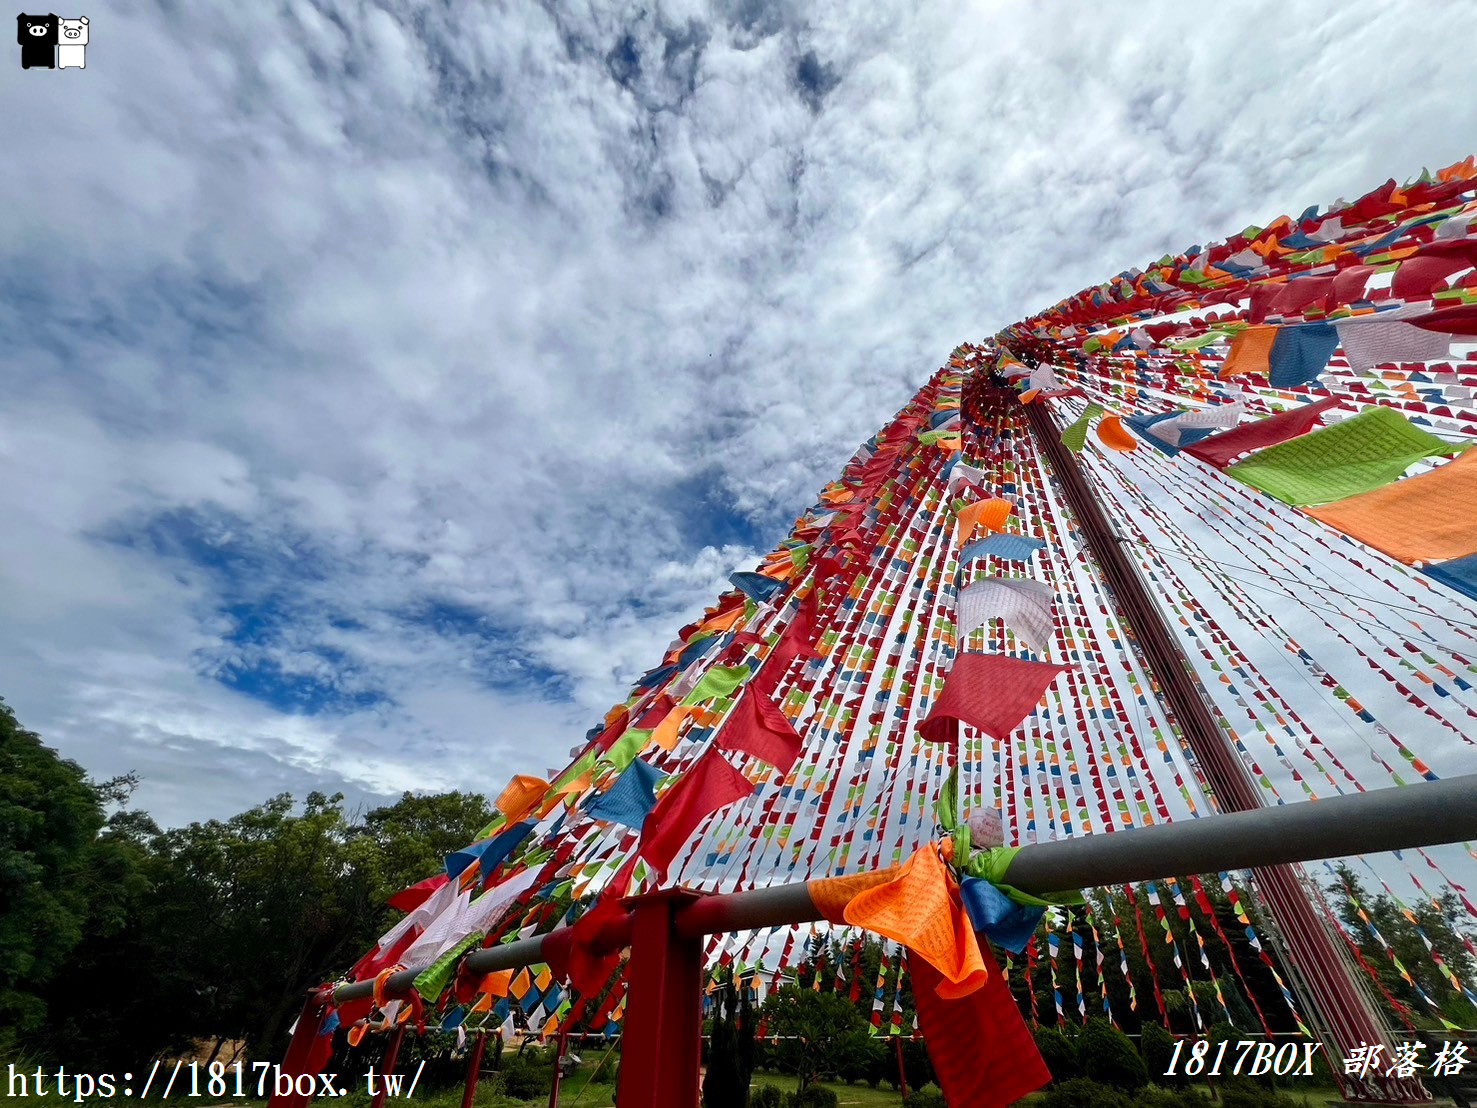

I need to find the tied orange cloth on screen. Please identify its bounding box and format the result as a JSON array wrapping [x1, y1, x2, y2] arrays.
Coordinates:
[[840, 843, 989, 999], [1095, 414, 1139, 452], [1304, 450, 1477, 564], [496, 774, 549, 823], [807, 867, 900, 923], [955, 497, 1014, 544], [1219, 325, 1278, 379]]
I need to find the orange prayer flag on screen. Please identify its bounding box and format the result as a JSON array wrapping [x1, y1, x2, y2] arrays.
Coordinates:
[[1304, 450, 1477, 564], [842, 843, 989, 999], [1095, 414, 1139, 452], [650, 703, 699, 752], [700, 606, 746, 634], [1219, 325, 1278, 379], [496, 774, 549, 823], [480, 969, 515, 997], [955, 497, 1014, 544]]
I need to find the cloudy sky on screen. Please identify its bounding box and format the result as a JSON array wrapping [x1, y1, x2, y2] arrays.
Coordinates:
[[3, 0, 1474, 827]]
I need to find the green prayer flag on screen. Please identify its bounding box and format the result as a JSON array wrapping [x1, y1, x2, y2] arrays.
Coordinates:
[[1061, 403, 1104, 453], [552, 750, 597, 792], [1226, 406, 1462, 506], [600, 728, 653, 772], [680, 664, 751, 706], [415, 930, 484, 1003]]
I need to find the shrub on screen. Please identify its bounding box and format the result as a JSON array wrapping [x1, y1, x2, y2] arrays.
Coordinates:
[[1035, 1026, 1081, 1083], [1040, 1076, 1135, 1108], [1140, 1023, 1184, 1088], [750, 1086, 784, 1108], [903, 1086, 948, 1108], [783, 1086, 839, 1108], [1135, 1085, 1207, 1108], [1217, 1077, 1300, 1108], [1077, 1019, 1148, 1092], [498, 1051, 552, 1099], [591, 1049, 617, 1084]]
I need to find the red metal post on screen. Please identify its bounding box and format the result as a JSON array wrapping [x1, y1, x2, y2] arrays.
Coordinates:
[[547, 1026, 568, 1108], [460, 1031, 487, 1108], [370, 1024, 406, 1108], [267, 986, 335, 1108], [893, 1035, 909, 1100], [616, 889, 704, 1108]]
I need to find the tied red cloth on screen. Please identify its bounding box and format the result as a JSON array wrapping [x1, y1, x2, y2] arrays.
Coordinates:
[[715, 686, 803, 771], [919, 653, 1072, 744], [1182, 396, 1342, 469], [638, 752, 754, 881], [545, 891, 628, 1001], [910, 946, 1052, 1107]]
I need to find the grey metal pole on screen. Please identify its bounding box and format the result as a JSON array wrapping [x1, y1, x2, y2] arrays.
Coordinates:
[[332, 773, 1477, 1004], [1000, 775, 1477, 893]]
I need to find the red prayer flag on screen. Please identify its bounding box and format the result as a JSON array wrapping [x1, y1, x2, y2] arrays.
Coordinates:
[[638, 752, 754, 881], [634, 694, 676, 728], [911, 946, 1051, 1107], [1411, 304, 1477, 336], [918, 653, 1071, 744], [385, 873, 448, 913], [715, 687, 804, 772], [1182, 396, 1342, 469]]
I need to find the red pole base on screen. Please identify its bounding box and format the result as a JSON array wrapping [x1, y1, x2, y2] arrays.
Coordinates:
[[461, 1031, 487, 1108], [370, 1025, 406, 1108], [615, 889, 704, 1108]]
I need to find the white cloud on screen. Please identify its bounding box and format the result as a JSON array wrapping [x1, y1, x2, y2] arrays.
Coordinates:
[[1, 0, 1474, 827]]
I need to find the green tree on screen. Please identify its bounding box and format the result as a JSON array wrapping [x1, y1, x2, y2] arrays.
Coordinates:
[[357, 790, 493, 903], [703, 971, 756, 1108], [760, 985, 868, 1092], [0, 699, 140, 1052]]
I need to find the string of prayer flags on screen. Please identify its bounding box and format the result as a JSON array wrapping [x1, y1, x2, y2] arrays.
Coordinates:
[[1060, 403, 1105, 452], [1226, 406, 1464, 506], [960, 532, 1047, 564], [1183, 396, 1343, 468], [583, 758, 665, 829], [956, 577, 1057, 655], [841, 843, 988, 999], [638, 751, 754, 881], [714, 686, 805, 772], [918, 652, 1072, 744], [1305, 451, 1477, 564]]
